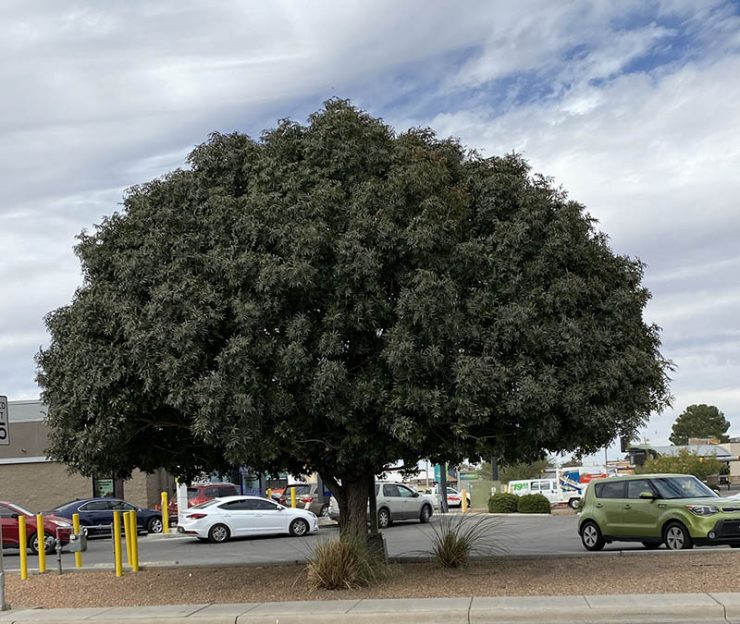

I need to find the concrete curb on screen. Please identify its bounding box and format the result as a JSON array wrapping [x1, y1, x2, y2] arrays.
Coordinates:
[[2, 593, 740, 624]]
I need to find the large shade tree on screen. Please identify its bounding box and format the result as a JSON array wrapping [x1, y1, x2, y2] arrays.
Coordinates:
[[669, 404, 730, 445], [38, 100, 671, 539]]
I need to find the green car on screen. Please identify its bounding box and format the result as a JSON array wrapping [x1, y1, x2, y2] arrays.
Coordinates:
[[579, 473, 740, 551]]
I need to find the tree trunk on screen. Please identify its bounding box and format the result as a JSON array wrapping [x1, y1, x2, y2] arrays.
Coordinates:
[[322, 473, 372, 541]]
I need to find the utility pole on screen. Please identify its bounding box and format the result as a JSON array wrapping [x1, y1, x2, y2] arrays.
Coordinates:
[[439, 463, 449, 513]]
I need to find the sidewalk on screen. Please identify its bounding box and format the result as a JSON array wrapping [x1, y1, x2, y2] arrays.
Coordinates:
[[2, 593, 740, 624]]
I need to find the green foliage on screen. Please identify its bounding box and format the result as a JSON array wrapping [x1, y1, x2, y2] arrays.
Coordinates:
[[479, 458, 555, 484], [488, 493, 519, 513], [669, 404, 730, 445], [516, 493, 551, 514], [638, 449, 723, 481], [307, 536, 387, 590], [36, 99, 672, 536], [427, 513, 505, 568]]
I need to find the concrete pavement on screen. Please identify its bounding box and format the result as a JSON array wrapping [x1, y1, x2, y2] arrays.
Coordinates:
[[2, 593, 740, 623]]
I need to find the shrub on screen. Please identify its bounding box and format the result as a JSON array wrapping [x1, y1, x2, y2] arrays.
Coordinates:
[[427, 513, 506, 568], [488, 492, 519, 513], [306, 536, 387, 590], [516, 493, 551, 514]]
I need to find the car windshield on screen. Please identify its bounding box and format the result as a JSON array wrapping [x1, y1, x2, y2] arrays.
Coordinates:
[[6, 502, 34, 516], [190, 499, 219, 509], [50, 500, 79, 512], [187, 488, 200, 500], [652, 476, 718, 499]]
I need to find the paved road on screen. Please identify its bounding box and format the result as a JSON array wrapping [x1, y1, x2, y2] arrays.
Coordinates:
[[2, 513, 733, 571]]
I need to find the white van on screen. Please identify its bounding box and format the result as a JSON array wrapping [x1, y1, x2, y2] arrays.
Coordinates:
[[507, 477, 582, 509]]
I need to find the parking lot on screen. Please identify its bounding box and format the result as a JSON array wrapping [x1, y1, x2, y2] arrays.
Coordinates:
[[5, 512, 738, 572]]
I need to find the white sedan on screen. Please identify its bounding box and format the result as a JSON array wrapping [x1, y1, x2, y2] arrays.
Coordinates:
[[177, 495, 319, 543]]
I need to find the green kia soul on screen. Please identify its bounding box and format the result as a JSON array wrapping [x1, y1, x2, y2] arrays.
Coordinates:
[[579, 473, 740, 551]]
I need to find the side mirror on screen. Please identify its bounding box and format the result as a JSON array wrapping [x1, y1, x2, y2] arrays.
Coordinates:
[[276, 505, 285, 511], [10, 513, 19, 519], [639, 491, 656, 500], [412, 492, 420, 497]]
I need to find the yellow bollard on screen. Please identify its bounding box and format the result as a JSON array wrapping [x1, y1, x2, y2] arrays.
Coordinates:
[[130, 510, 139, 573], [290, 486, 296, 508], [461, 489, 468, 513], [36, 513, 46, 573], [112, 511, 123, 577], [266, 487, 272, 499], [72, 513, 82, 568], [161, 492, 169, 535], [124, 511, 133, 566], [19, 516, 28, 580]]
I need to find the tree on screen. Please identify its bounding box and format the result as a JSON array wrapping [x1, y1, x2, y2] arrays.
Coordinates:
[[638, 449, 723, 482], [37, 100, 671, 541], [669, 404, 730, 445]]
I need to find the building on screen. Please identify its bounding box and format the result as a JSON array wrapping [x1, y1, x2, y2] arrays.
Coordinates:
[[0, 399, 174, 512]]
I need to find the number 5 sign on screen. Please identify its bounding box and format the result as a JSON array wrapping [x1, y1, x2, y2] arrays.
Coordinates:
[[0, 395, 8, 446]]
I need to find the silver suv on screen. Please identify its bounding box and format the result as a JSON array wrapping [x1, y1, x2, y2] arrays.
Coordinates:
[[329, 481, 434, 528]]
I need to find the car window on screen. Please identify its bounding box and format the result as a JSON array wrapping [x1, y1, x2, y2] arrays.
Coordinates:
[[219, 485, 238, 496], [594, 481, 626, 499], [191, 499, 219, 509], [110, 500, 134, 510], [529, 481, 540, 491], [0, 504, 16, 517], [383, 484, 400, 497], [204, 487, 219, 498], [80, 500, 113, 511], [187, 488, 199, 500], [652, 476, 718, 499], [219, 499, 257, 511], [397, 485, 416, 498], [626, 479, 655, 499]]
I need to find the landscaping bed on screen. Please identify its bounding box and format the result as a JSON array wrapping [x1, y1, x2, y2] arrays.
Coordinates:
[[8, 551, 740, 609]]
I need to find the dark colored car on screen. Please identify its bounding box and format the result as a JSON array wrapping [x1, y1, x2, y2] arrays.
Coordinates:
[[50, 498, 163, 535], [0, 500, 73, 554], [278, 483, 330, 517], [168, 483, 240, 517]]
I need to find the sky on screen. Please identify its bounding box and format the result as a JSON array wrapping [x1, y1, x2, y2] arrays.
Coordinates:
[[1, 1, 739, 450]]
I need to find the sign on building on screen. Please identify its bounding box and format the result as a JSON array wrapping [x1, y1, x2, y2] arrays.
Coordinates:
[[0, 395, 8, 445]]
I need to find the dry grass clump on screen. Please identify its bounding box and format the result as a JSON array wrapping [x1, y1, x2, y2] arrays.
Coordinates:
[[428, 513, 506, 568], [307, 536, 387, 590]]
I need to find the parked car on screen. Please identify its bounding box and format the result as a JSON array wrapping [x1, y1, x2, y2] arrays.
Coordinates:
[[329, 481, 434, 528], [168, 483, 240, 517], [0, 500, 73, 554], [50, 498, 163, 535], [579, 473, 740, 551], [277, 483, 330, 517], [177, 496, 318, 543]]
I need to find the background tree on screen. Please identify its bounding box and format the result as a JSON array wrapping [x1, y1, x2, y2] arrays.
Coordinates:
[[638, 449, 723, 482], [37, 100, 671, 540], [669, 404, 730, 445]]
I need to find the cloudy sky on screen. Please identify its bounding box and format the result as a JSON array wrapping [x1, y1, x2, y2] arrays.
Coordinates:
[[2, 1, 739, 448]]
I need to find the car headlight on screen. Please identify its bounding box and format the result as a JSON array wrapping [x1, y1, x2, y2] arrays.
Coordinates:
[[52, 521, 72, 528], [686, 505, 719, 516]]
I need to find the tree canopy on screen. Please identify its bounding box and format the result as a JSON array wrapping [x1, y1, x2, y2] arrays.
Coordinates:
[[37, 99, 671, 537], [669, 404, 730, 445]]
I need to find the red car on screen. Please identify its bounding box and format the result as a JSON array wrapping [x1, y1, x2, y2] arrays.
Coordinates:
[[0, 500, 73, 554], [167, 483, 240, 517]]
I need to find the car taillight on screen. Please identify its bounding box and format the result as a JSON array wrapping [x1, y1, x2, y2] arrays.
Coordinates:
[[187, 513, 208, 520], [300, 496, 313, 503]]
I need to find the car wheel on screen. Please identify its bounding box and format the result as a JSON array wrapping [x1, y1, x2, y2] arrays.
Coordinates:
[[580, 521, 605, 551], [377, 508, 391, 529], [208, 523, 230, 543], [419, 504, 432, 524], [319, 505, 330, 518], [642, 542, 661, 550], [568, 498, 580, 510], [664, 522, 693, 550], [147, 517, 163, 534], [289, 518, 310, 537]]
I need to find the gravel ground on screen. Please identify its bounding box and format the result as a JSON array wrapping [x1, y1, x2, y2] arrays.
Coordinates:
[[7, 551, 740, 609]]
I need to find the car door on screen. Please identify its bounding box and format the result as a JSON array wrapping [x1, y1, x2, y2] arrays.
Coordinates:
[[216, 499, 255, 537], [592, 480, 626, 535], [382, 484, 402, 520], [620, 479, 661, 538], [0, 503, 19, 547], [397, 484, 420, 519], [77, 500, 115, 534]]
